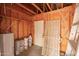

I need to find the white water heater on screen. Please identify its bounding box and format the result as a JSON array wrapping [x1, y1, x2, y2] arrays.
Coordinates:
[[0, 33, 14, 56]]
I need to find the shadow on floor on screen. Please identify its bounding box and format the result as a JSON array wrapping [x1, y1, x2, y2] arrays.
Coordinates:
[[18, 45, 42, 56]]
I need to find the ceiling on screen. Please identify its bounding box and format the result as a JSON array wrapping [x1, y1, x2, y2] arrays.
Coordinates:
[[1, 3, 74, 16], [16, 3, 74, 16]]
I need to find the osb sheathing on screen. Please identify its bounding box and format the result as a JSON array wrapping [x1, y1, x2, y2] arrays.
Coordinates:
[[0, 4, 34, 41], [33, 5, 76, 52]]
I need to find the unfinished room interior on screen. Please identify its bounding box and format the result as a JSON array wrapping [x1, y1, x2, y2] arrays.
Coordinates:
[[0, 3, 79, 56]]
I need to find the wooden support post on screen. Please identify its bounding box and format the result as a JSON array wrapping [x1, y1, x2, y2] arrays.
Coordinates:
[[17, 20, 19, 39], [22, 21, 24, 38], [10, 3, 12, 32]]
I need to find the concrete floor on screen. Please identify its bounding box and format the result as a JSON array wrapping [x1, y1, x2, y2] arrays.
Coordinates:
[[18, 45, 42, 56]]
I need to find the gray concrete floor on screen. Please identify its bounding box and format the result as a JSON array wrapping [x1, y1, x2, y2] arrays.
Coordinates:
[[18, 45, 42, 56]]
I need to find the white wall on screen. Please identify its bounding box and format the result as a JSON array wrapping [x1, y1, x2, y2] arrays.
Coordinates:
[[34, 21, 44, 47]]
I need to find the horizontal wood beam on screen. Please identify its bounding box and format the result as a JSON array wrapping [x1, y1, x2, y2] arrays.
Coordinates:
[[0, 15, 32, 22], [46, 3, 52, 11], [32, 3, 43, 13], [17, 3, 36, 15]]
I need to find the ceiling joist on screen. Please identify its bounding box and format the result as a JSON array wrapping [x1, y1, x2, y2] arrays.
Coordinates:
[[56, 4, 59, 9], [46, 3, 52, 11], [17, 3, 36, 15], [32, 3, 43, 13], [61, 3, 63, 8], [51, 4, 54, 10]]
